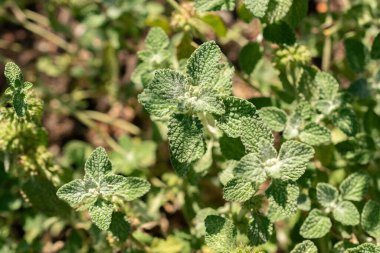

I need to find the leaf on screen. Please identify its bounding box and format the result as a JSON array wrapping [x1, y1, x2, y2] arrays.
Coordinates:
[[247, 214, 273, 246], [138, 69, 187, 119], [84, 147, 112, 183], [332, 108, 358, 137], [145, 27, 170, 50], [204, 215, 236, 253], [259, 107, 287, 132], [223, 178, 256, 202], [88, 199, 114, 230], [361, 200, 380, 239], [195, 0, 235, 11], [12, 92, 27, 117], [189, 86, 226, 115], [109, 212, 131, 242], [316, 183, 339, 208], [215, 97, 257, 138], [339, 172, 369, 202], [300, 209, 332, 239], [290, 240, 318, 253], [266, 181, 299, 222], [299, 123, 330, 146], [244, 0, 293, 23], [284, 0, 308, 28], [201, 14, 227, 37], [263, 21, 296, 45], [168, 114, 206, 164], [333, 201, 360, 226], [239, 42, 262, 75], [314, 71, 339, 101], [344, 38, 369, 73], [57, 179, 96, 209], [371, 33, 380, 59], [345, 243, 380, 253], [170, 153, 194, 177], [241, 118, 274, 153], [219, 134, 246, 160], [100, 175, 150, 201], [4, 62, 23, 85]]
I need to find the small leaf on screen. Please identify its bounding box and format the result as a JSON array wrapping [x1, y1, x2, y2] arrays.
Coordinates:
[[223, 178, 256, 202], [290, 240, 318, 253], [345, 243, 380, 253], [145, 27, 170, 50], [361, 200, 380, 239], [244, 0, 293, 23], [259, 107, 287, 132], [109, 212, 131, 242], [241, 118, 274, 153], [195, 0, 235, 11], [263, 21, 296, 45], [371, 33, 380, 59], [314, 71, 339, 101], [84, 147, 112, 183], [4, 62, 23, 85], [316, 183, 338, 208], [101, 175, 150, 201], [344, 38, 369, 73], [339, 172, 369, 202], [57, 179, 96, 209], [12, 92, 27, 117], [248, 214, 273, 246], [332, 108, 358, 137], [300, 209, 332, 239], [333, 201, 360, 226], [205, 215, 236, 253], [299, 123, 330, 146], [88, 199, 114, 231], [239, 42, 262, 75]]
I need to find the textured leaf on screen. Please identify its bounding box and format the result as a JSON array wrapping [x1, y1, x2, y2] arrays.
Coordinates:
[[211, 64, 234, 97], [109, 212, 131, 241], [339, 172, 369, 202], [170, 153, 194, 177], [248, 214, 273, 246], [239, 42, 262, 75], [223, 178, 256, 202], [241, 118, 274, 153], [244, 0, 293, 23], [332, 108, 358, 137], [266, 181, 299, 222], [215, 97, 257, 138], [371, 33, 380, 59], [100, 175, 150, 201], [205, 215, 236, 252], [316, 183, 339, 208], [345, 243, 380, 253], [333, 201, 360, 226], [12, 92, 27, 117], [195, 0, 235, 11], [259, 107, 287, 132], [88, 199, 114, 230], [57, 179, 96, 209], [314, 71, 339, 101], [138, 69, 187, 119], [290, 240, 318, 253], [285, 0, 308, 28], [4, 62, 23, 85], [145, 27, 169, 50], [84, 147, 112, 183], [168, 114, 205, 164], [300, 209, 332, 239], [299, 123, 330, 146], [344, 38, 369, 73], [189, 86, 225, 115], [263, 21, 296, 45], [361, 200, 380, 238]]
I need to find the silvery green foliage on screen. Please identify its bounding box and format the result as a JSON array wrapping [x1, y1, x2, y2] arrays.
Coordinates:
[[204, 215, 237, 253], [244, 0, 293, 23], [300, 209, 332, 239], [290, 240, 318, 253], [361, 200, 380, 239], [57, 147, 150, 230], [4, 62, 33, 117], [195, 0, 235, 11], [345, 243, 380, 253]]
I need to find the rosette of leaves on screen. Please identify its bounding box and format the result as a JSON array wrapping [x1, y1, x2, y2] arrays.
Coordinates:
[[57, 147, 150, 231], [300, 172, 369, 239]]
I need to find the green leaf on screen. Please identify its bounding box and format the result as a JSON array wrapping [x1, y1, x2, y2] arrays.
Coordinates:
[[299, 123, 330, 146], [333, 201, 360, 226], [205, 215, 236, 253], [371, 33, 380, 59], [248, 214, 273, 246], [4, 62, 23, 85], [201, 14, 227, 37], [290, 240, 318, 253], [138, 69, 187, 119], [12, 92, 27, 117], [215, 97, 257, 138], [241, 118, 274, 153], [345, 243, 380, 253], [109, 212, 131, 242], [195, 0, 235, 11], [314, 71, 339, 101], [263, 21, 296, 45], [170, 154, 194, 177], [168, 114, 206, 164], [266, 181, 299, 222], [84, 147, 112, 183], [57, 179, 97, 209], [101, 175, 150, 201], [344, 38, 369, 73], [244, 0, 293, 23], [223, 178, 256, 202], [332, 108, 358, 137], [145, 27, 170, 50], [239, 42, 262, 75], [259, 107, 287, 132], [300, 209, 332, 239], [219, 134, 246, 160], [316, 183, 338, 208], [284, 0, 308, 28], [361, 200, 380, 239], [339, 172, 369, 202], [88, 199, 114, 230]]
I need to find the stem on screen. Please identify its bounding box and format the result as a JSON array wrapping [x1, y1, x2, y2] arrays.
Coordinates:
[[166, 0, 185, 14]]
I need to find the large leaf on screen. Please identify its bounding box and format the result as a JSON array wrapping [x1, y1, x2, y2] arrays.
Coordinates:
[[88, 199, 114, 231], [333, 201, 360, 226], [300, 209, 332, 239], [339, 172, 369, 202]]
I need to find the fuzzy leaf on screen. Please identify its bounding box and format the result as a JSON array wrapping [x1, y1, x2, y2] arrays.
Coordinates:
[[223, 178, 256, 202], [299, 123, 330, 146], [361, 200, 380, 239], [168, 114, 205, 164], [244, 0, 293, 23], [4, 62, 23, 85], [300, 209, 332, 239], [84, 147, 112, 183], [332, 108, 358, 137], [12, 92, 27, 117], [145, 27, 170, 50], [109, 212, 131, 241], [339, 172, 369, 202], [316, 183, 339, 208], [57, 179, 97, 209], [266, 181, 299, 222], [195, 0, 235, 11], [100, 175, 150, 201], [314, 71, 339, 101], [333, 201, 360, 226], [248, 214, 273, 246], [290, 240, 318, 253], [259, 107, 287, 132], [345, 243, 380, 253], [88, 199, 114, 230], [241, 118, 274, 153], [205, 215, 236, 253]]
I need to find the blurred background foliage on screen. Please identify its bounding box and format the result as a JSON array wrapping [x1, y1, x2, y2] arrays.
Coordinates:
[[0, 0, 379, 252]]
